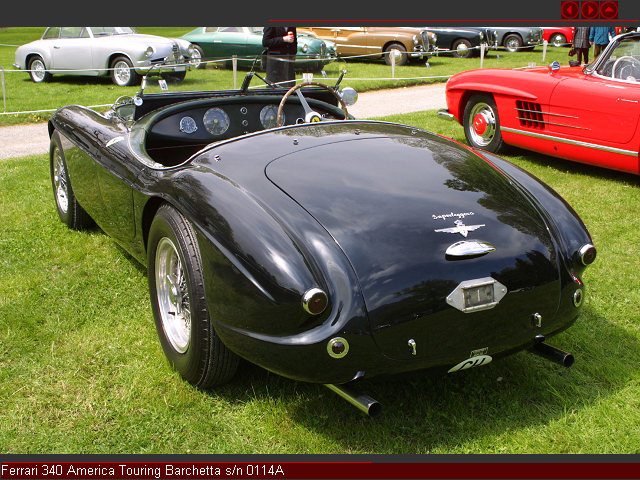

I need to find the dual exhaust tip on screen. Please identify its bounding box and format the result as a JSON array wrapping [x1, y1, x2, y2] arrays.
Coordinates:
[[326, 341, 573, 418]]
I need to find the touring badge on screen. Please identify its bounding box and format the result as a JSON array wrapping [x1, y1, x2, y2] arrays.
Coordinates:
[[435, 219, 485, 238]]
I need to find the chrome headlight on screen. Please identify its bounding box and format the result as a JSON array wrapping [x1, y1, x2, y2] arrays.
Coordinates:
[[479, 32, 485, 40], [301, 43, 309, 53], [429, 32, 437, 43], [144, 46, 154, 58], [413, 34, 419, 46]]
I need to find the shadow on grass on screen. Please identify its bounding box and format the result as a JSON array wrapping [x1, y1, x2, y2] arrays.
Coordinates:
[[205, 306, 638, 453]]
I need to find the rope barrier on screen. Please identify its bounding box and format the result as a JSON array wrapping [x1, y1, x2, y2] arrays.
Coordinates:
[[0, 45, 548, 117]]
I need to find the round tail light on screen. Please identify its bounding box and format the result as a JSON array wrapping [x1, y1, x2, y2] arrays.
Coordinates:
[[302, 288, 328, 315], [578, 244, 597, 266]]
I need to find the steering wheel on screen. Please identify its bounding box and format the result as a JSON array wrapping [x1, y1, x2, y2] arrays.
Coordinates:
[[612, 55, 640, 79], [276, 81, 350, 127]]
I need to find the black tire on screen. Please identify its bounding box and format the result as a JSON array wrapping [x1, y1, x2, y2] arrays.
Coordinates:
[[148, 204, 239, 389], [28, 55, 52, 83], [452, 39, 474, 58], [549, 33, 567, 48], [191, 44, 205, 69], [384, 42, 408, 66], [161, 70, 187, 83], [462, 93, 505, 153], [110, 56, 141, 87], [503, 34, 523, 52], [49, 131, 93, 230]]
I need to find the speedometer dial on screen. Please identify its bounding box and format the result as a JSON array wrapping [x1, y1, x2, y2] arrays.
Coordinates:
[[203, 107, 230, 135], [260, 105, 283, 129]]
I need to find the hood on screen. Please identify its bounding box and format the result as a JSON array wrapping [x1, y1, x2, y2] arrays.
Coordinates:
[[265, 124, 562, 360]]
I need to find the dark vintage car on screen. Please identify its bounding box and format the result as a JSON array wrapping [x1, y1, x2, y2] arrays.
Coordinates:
[[48, 72, 595, 416], [425, 27, 495, 58], [181, 27, 336, 72], [483, 26, 544, 52]]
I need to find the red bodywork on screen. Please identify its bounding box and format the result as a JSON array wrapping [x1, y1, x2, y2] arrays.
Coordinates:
[[542, 27, 575, 45], [446, 65, 640, 175]]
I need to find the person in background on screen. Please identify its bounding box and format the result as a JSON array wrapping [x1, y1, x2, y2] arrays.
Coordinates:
[[589, 26, 615, 59], [262, 27, 297, 88], [572, 26, 591, 65]]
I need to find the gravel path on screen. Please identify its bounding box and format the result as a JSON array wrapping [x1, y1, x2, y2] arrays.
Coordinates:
[[0, 83, 447, 160]]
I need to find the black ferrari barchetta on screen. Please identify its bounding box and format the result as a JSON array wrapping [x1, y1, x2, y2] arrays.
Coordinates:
[[48, 72, 595, 416]]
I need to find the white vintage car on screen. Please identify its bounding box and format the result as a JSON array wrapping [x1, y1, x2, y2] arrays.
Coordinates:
[[13, 27, 196, 86]]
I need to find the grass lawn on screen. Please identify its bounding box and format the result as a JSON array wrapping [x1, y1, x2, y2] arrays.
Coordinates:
[[1, 27, 573, 126], [0, 108, 639, 453]]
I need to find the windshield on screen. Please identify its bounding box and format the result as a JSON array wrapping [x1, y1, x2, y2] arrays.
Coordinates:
[[595, 35, 640, 81], [90, 27, 137, 36]]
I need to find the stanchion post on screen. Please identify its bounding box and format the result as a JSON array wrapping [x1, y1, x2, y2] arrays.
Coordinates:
[[391, 51, 396, 78], [1, 67, 6, 111], [542, 40, 548, 62], [480, 44, 485, 69], [232, 55, 237, 89]]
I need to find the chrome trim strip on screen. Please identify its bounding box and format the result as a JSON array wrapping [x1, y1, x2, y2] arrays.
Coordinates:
[[515, 117, 590, 130], [502, 126, 638, 157], [515, 108, 578, 119]]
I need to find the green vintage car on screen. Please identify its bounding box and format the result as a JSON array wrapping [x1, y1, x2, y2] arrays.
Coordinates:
[[182, 27, 337, 72]]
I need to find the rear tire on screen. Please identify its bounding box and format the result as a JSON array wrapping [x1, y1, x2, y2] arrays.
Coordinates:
[[503, 34, 523, 52], [191, 44, 205, 69], [549, 33, 567, 47], [463, 93, 505, 153], [49, 131, 93, 230], [148, 205, 239, 389], [384, 42, 408, 65]]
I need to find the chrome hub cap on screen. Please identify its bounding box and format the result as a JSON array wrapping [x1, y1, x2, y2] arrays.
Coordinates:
[[53, 148, 69, 214], [155, 237, 191, 353], [469, 102, 497, 147], [113, 61, 132, 86]]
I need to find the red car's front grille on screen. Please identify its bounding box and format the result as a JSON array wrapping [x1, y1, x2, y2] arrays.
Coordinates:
[[516, 100, 544, 129]]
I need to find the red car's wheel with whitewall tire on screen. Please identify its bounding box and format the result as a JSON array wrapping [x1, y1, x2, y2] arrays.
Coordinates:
[[463, 94, 505, 153]]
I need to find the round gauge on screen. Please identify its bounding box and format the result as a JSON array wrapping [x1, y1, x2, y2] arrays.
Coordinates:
[[260, 105, 283, 129], [179, 116, 198, 134], [203, 107, 230, 135]]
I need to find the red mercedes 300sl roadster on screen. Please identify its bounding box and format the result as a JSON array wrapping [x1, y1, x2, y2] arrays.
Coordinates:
[[441, 32, 640, 175]]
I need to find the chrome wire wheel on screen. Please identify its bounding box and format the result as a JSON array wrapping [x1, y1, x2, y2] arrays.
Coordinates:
[[155, 237, 191, 354], [468, 101, 497, 148], [30, 58, 47, 82], [52, 147, 69, 215], [112, 60, 132, 86]]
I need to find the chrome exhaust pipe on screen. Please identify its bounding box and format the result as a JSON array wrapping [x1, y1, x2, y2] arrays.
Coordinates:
[[325, 383, 382, 418], [531, 342, 575, 367]]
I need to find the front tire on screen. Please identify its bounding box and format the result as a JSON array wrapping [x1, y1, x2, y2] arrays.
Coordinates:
[[28, 55, 52, 83], [148, 205, 239, 389], [452, 39, 473, 58], [463, 93, 505, 153], [110, 56, 141, 87], [384, 42, 408, 65], [503, 34, 523, 52], [49, 131, 93, 230]]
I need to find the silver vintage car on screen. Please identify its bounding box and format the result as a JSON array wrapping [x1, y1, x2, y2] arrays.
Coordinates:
[[13, 27, 196, 86]]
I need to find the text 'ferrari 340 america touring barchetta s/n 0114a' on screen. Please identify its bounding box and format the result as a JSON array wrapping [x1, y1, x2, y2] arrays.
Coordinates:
[[48, 69, 596, 417]]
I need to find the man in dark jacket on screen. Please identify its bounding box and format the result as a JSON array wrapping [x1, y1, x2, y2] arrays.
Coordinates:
[[262, 27, 297, 87]]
